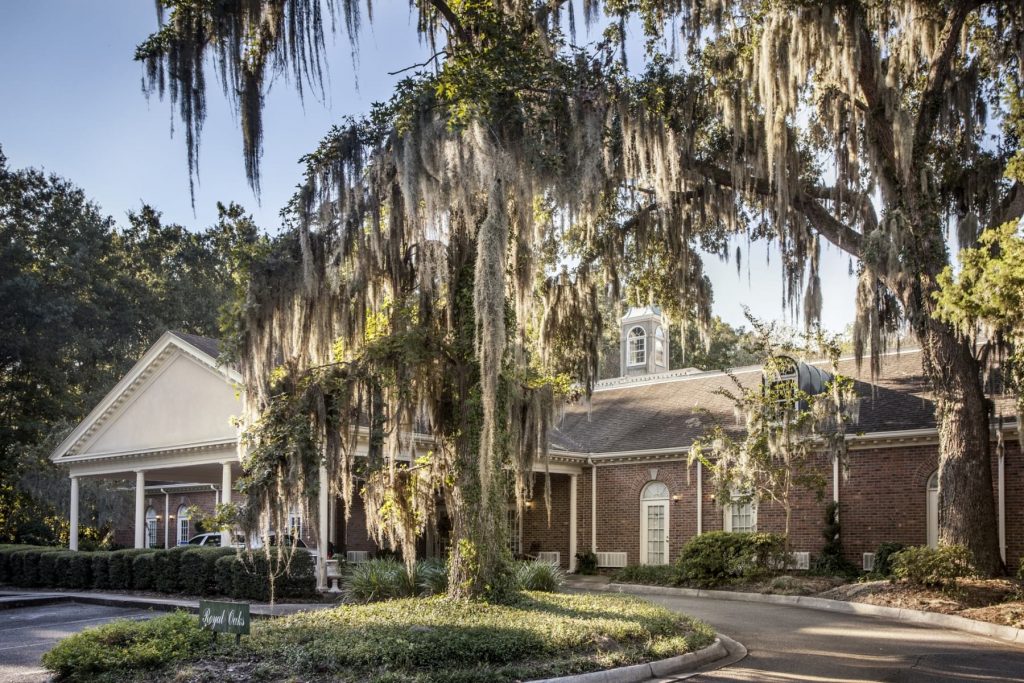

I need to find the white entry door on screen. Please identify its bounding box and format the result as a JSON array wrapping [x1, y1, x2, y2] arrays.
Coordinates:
[[640, 481, 670, 565]]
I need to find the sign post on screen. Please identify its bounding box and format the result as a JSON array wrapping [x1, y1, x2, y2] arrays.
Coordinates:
[[198, 600, 250, 645]]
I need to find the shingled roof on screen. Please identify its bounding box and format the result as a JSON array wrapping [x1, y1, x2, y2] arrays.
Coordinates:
[[550, 349, 946, 454], [168, 331, 221, 360]]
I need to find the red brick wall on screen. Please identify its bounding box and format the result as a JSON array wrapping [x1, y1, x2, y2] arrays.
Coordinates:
[[522, 473, 572, 569]]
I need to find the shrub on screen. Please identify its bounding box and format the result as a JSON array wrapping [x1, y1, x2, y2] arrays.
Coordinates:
[[810, 502, 858, 577], [416, 557, 448, 596], [38, 551, 62, 587], [214, 549, 317, 601], [1017, 556, 1024, 582], [344, 558, 412, 602], [132, 552, 158, 590], [676, 531, 788, 587], [55, 552, 93, 589], [107, 549, 154, 589], [873, 542, 907, 578], [7, 547, 63, 587], [91, 552, 111, 589], [514, 560, 565, 592], [575, 551, 598, 575], [42, 610, 209, 680], [611, 564, 680, 586], [153, 546, 191, 593], [178, 547, 234, 596], [890, 544, 974, 589]]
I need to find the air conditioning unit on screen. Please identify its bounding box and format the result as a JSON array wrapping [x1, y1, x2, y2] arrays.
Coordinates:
[[862, 552, 876, 572], [596, 552, 628, 568], [346, 550, 370, 563], [536, 551, 560, 566], [788, 551, 810, 570]]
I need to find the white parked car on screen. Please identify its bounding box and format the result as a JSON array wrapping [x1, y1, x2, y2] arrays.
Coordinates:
[[186, 532, 319, 561]]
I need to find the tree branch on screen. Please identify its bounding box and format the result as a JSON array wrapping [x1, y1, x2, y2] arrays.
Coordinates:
[[425, 0, 472, 45], [910, 1, 981, 185], [388, 51, 447, 76]]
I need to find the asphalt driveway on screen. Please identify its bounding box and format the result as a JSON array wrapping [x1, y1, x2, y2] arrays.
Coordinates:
[[0, 602, 153, 682], [647, 592, 1024, 682]]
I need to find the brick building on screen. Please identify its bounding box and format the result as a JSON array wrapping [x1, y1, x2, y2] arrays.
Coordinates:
[[50, 309, 1021, 582]]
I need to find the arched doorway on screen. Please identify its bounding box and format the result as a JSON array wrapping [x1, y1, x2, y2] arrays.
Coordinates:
[[176, 505, 190, 545], [927, 471, 938, 548], [640, 481, 670, 565], [145, 507, 158, 548]]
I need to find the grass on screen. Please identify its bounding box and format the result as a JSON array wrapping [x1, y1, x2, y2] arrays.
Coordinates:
[[43, 592, 715, 682]]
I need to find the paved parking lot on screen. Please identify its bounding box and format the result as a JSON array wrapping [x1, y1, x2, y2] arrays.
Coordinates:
[[0, 602, 154, 682]]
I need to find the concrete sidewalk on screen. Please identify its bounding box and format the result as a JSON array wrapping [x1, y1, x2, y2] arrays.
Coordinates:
[[0, 588, 336, 617]]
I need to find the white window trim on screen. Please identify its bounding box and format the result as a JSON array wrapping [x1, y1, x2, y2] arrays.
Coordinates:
[[627, 326, 647, 367], [176, 505, 190, 545], [287, 507, 304, 539], [640, 481, 670, 565], [145, 507, 158, 548], [723, 493, 757, 533]]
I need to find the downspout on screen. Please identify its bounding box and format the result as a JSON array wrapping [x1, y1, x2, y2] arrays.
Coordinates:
[[696, 460, 703, 535], [210, 484, 219, 508], [998, 427, 1006, 564], [833, 456, 839, 504], [587, 458, 597, 553]]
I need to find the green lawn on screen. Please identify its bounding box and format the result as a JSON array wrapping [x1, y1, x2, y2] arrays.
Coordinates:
[[43, 592, 715, 682]]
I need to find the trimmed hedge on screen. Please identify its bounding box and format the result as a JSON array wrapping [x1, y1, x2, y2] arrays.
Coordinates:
[[0, 543, 318, 601], [890, 544, 975, 589]]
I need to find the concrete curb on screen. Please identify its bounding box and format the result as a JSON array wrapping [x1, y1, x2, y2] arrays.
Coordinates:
[[528, 637, 729, 683], [580, 582, 1024, 646]]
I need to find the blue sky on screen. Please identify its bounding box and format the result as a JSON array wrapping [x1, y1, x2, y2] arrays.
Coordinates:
[[0, 1, 857, 333]]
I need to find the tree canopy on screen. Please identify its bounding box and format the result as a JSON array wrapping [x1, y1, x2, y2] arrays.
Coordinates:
[[0, 147, 262, 544], [139, 0, 1024, 578]]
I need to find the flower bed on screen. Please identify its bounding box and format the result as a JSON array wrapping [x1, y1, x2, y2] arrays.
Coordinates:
[[43, 592, 715, 682]]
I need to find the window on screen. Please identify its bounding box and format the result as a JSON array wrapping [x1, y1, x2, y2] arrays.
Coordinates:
[[640, 481, 670, 565], [724, 493, 756, 532], [145, 507, 158, 548], [287, 506, 304, 539], [176, 505, 190, 545], [627, 326, 646, 366], [927, 471, 938, 549], [654, 326, 666, 366]]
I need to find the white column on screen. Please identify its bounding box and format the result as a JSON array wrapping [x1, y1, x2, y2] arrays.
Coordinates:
[[164, 492, 170, 549], [832, 456, 840, 504], [221, 462, 233, 547], [69, 476, 80, 551], [696, 460, 703, 536], [318, 464, 329, 590], [134, 471, 146, 549], [590, 465, 597, 552], [568, 474, 578, 573]]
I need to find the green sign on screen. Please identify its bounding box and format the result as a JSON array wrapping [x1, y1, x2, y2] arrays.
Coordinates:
[[198, 600, 250, 636]]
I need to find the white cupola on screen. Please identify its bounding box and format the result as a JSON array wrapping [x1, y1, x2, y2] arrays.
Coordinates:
[[620, 306, 669, 376]]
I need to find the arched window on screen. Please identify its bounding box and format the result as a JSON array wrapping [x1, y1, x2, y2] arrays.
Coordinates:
[[927, 471, 939, 549], [654, 326, 666, 366], [145, 507, 158, 548], [176, 505, 190, 545], [627, 326, 646, 366], [640, 481, 670, 565]]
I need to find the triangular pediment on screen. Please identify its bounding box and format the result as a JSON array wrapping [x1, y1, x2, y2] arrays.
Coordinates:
[[52, 332, 242, 461]]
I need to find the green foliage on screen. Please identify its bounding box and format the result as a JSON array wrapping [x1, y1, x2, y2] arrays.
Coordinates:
[[131, 553, 158, 591], [44, 592, 713, 682], [574, 551, 598, 575], [91, 552, 111, 589], [611, 564, 681, 586], [513, 561, 565, 592], [177, 547, 235, 596], [872, 542, 908, 579], [55, 552, 93, 589], [42, 610, 209, 681], [810, 502, 857, 577], [676, 531, 789, 588], [4, 547, 63, 587], [152, 546, 191, 593], [344, 559, 417, 602], [212, 550, 317, 601], [107, 549, 155, 590], [890, 545, 975, 589]]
